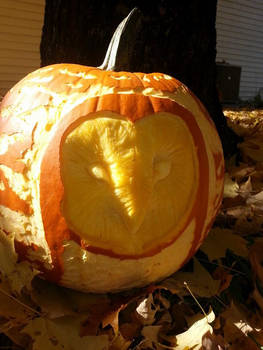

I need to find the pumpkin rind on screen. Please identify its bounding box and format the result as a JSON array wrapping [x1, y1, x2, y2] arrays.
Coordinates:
[[0, 64, 224, 292]]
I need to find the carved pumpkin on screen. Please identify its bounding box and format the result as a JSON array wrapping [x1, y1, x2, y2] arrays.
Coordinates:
[[0, 11, 224, 293]]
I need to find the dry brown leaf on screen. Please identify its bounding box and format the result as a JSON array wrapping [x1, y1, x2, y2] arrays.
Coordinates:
[[239, 136, 263, 163], [202, 332, 226, 350], [4, 326, 31, 349], [31, 278, 79, 318], [221, 302, 263, 350], [250, 166, 263, 193], [156, 290, 171, 310], [0, 287, 37, 328], [32, 277, 119, 336], [0, 268, 40, 333], [239, 176, 253, 198], [227, 163, 255, 182], [223, 173, 239, 199], [136, 294, 158, 326], [117, 291, 158, 341], [249, 239, 263, 283], [139, 325, 163, 349], [119, 321, 142, 341], [224, 108, 263, 137], [201, 227, 248, 260], [212, 267, 233, 294], [232, 206, 263, 236], [0, 230, 38, 294], [156, 310, 172, 325], [102, 307, 123, 334], [22, 316, 109, 350], [31, 277, 147, 337], [170, 303, 193, 334], [0, 231, 17, 274], [222, 195, 247, 210], [8, 262, 39, 295], [159, 309, 215, 350], [252, 287, 263, 313], [219, 198, 263, 236], [247, 190, 263, 210], [109, 333, 131, 350], [162, 258, 220, 298]]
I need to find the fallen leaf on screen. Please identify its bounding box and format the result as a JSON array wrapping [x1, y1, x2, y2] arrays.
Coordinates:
[[239, 176, 253, 198], [136, 294, 158, 325], [247, 190, 263, 210], [227, 163, 255, 182], [252, 287, 263, 313], [201, 228, 248, 260], [170, 303, 192, 334], [212, 267, 233, 294], [119, 321, 141, 341], [250, 166, 263, 193], [139, 325, 162, 349], [221, 302, 263, 350], [22, 316, 109, 350], [202, 331, 226, 350], [224, 108, 263, 137], [109, 333, 131, 350], [223, 173, 239, 199], [162, 258, 220, 298], [0, 286, 37, 328], [156, 310, 172, 325], [233, 206, 263, 236], [159, 309, 215, 350], [239, 136, 263, 163], [102, 307, 122, 334], [4, 326, 31, 349], [31, 278, 78, 319], [0, 230, 38, 294], [31, 277, 144, 336], [249, 239, 263, 283], [0, 230, 17, 274]]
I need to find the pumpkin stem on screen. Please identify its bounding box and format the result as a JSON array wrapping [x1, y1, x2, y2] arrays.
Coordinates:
[[98, 7, 141, 71]]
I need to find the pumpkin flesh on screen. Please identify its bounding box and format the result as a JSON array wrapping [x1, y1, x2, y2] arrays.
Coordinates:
[[61, 112, 198, 256]]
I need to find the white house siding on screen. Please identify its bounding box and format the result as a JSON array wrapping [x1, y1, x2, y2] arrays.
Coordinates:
[[0, 0, 45, 98], [216, 0, 263, 101]]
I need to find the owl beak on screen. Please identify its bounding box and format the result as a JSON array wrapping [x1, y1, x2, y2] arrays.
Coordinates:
[[111, 164, 153, 235]]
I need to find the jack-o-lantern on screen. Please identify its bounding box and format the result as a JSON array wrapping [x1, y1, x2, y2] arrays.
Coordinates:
[[0, 10, 224, 293]]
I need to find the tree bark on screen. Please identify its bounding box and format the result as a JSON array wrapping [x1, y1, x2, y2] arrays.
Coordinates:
[[40, 0, 238, 157]]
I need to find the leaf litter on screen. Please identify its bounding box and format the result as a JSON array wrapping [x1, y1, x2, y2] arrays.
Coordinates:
[[1, 108, 263, 349]]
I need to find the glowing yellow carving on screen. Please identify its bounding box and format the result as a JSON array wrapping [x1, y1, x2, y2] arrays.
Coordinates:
[[65, 82, 83, 89], [110, 75, 132, 80], [142, 75, 151, 82], [0, 133, 24, 155], [163, 74, 173, 80], [61, 112, 198, 255], [29, 76, 54, 84], [59, 69, 97, 80], [0, 165, 30, 201], [0, 181, 5, 191]]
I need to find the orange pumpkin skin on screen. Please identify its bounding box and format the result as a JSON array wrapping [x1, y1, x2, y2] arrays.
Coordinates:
[[0, 64, 224, 292]]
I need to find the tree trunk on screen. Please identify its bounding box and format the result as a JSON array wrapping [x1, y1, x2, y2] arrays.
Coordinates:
[[40, 0, 238, 157]]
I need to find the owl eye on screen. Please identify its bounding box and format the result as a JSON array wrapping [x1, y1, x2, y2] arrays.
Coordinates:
[[153, 157, 172, 183], [88, 164, 110, 182]]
